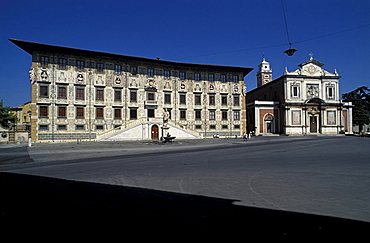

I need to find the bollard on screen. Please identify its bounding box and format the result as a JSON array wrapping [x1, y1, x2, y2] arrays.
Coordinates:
[[28, 137, 32, 147]]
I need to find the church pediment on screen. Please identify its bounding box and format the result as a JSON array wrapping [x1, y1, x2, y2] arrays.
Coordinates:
[[285, 57, 338, 77], [301, 63, 323, 76]]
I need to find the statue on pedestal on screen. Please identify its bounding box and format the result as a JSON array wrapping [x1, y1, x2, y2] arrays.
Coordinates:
[[163, 108, 170, 128]]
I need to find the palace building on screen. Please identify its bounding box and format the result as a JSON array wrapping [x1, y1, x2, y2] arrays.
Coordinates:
[[246, 56, 353, 135], [10, 39, 252, 142]]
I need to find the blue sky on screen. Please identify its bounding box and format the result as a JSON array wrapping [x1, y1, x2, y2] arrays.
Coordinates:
[[1, 0, 369, 107]]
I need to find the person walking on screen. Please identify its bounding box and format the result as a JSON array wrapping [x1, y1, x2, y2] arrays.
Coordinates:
[[243, 132, 247, 141]]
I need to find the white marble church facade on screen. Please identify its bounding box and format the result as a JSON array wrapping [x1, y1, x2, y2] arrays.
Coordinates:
[[247, 56, 353, 136]]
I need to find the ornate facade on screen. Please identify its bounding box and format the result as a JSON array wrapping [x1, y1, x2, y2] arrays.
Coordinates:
[[11, 39, 252, 142], [247, 56, 353, 135]]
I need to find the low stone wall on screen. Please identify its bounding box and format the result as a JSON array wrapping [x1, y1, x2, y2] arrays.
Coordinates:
[[38, 133, 97, 141]]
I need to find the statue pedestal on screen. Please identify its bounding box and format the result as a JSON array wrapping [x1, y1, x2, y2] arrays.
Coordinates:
[[161, 126, 170, 140]]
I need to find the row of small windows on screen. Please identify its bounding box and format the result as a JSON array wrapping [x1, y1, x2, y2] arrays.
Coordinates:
[[39, 85, 240, 105], [38, 105, 240, 121], [39, 124, 240, 131], [40, 56, 123, 75], [195, 124, 240, 130], [39, 56, 240, 82]]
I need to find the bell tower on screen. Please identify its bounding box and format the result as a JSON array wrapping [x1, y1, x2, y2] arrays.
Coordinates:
[[257, 57, 272, 87]]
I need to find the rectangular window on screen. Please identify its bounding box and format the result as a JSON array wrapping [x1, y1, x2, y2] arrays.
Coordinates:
[[131, 66, 137, 75], [194, 72, 201, 81], [75, 86, 85, 100], [115, 64, 121, 75], [97, 63, 104, 73], [327, 111, 336, 125], [232, 75, 239, 82], [195, 125, 202, 129], [233, 111, 240, 120], [222, 110, 228, 120], [96, 107, 104, 119], [164, 70, 170, 79], [114, 108, 122, 120], [221, 95, 228, 106], [164, 93, 171, 104], [291, 110, 301, 125], [220, 74, 226, 82], [130, 109, 137, 120], [195, 110, 201, 120], [209, 110, 215, 120], [58, 58, 67, 70], [76, 125, 85, 130], [194, 94, 201, 105], [58, 106, 67, 118], [147, 68, 154, 77], [96, 125, 104, 130], [291, 85, 300, 98], [209, 95, 215, 106], [209, 125, 216, 130], [208, 73, 214, 82], [39, 85, 49, 98], [57, 125, 67, 130], [76, 107, 84, 119], [179, 94, 186, 105], [180, 110, 186, 120], [39, 125, 48, 131], [96, 88, 104, 101], [147, 109, 155, 118], [40, 56, 49, 68], [327, 86, 335, 99], [147, 92, 155, 101], [57, 86, 67, 99], [130, 90, 137, 102], [114, 89, 122, 102], [222, 125, 228, 129], [76, 60, 85, 70], [179, 71, 186, 80], [233, 95, 240, 106], [234, 125, 240, 129], [39, 106, 48, 118]]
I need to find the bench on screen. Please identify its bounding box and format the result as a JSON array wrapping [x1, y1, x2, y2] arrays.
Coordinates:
[[163, 136, 176, 143]]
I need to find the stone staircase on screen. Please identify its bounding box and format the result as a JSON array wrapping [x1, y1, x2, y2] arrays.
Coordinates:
[[96, 118, 147, 141], [167, 120, 202, 138], [98, 118, 202, 141]]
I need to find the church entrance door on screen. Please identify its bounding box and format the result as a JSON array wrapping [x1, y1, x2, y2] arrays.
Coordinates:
[[151, 125, 159, 140], [266, 121, 272, 133], [310, 116, 318, 133]]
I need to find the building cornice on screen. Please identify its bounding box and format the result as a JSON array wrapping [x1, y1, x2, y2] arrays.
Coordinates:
[[9, 38, 253, 76]]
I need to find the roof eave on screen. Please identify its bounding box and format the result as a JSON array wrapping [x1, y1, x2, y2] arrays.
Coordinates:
[[9, 38, 253, 75]]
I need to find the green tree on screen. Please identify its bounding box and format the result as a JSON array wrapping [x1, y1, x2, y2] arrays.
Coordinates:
[[0, 100, 17, 128], [342, 86, 370, 133]]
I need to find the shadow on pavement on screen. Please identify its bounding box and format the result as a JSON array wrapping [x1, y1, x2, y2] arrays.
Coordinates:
[[0, 146, 33, 165], [1, 172, 368, 240]]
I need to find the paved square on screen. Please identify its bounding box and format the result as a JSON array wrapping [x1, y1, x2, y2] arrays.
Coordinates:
[[1, 136, 370, 222]]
